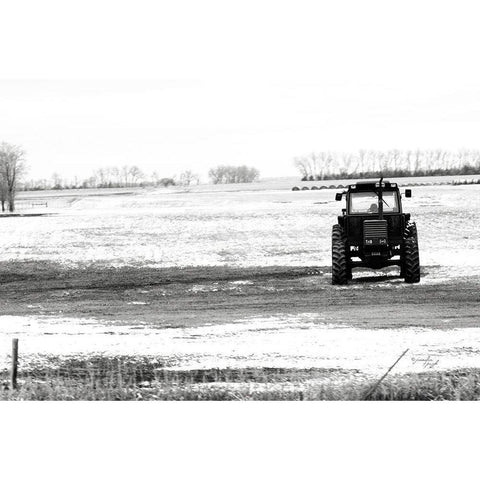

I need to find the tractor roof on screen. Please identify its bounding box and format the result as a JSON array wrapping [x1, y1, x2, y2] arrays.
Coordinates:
[[348, 180, 397, 190]]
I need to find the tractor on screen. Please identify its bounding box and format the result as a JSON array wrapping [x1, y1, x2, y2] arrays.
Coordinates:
[[331, 178, 420, 284]]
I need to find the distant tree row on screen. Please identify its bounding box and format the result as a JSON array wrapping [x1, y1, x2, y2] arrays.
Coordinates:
[[21, 164, 260, 191], [208, 165, 260, 184], [22, 166, 179, 191], [294, 149, 480, 180]]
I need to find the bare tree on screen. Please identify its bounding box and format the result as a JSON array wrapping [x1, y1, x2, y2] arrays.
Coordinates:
[[340, 152, 353, 176], [110, 166, 121, 186], [179, 170, 200, 186], [151, 171, 160, 186], [0, 142, 27, 212], [208, 165, 259, 184], [389, 149, 401, 171], [293, 156, 311, 180], [310, 152, 318, 178], [208, 165, 228, 184], [128, 165, 144, 186], [234, 165, 259, 183], [404, 150, 412, 172], [121, 165, 131, 186], [95, 168, 107, 187], [0, 177, 7, 212], [51, 172, 63, 190]]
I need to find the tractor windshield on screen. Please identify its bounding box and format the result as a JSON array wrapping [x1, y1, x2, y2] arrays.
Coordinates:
[[349, 190, 399, 214]]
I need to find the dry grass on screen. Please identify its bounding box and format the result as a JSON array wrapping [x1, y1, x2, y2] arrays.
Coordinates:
[[1, 355, 480, 400]]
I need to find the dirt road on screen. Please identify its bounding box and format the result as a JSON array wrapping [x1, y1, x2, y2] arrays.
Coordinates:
[[1, 261, 478, 329]]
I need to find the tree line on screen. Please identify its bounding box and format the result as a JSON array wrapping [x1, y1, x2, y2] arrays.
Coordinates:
[[23, 164, 261, 191], [294, 149, 480, 180], [23, 166, 179, 191], [208, 165, 260, 184]]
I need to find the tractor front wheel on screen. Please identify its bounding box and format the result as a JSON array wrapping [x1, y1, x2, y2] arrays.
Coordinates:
[[332, 224, 348, 285]]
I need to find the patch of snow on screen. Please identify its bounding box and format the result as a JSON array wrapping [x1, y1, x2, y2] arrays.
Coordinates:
[[4, 185, 480, 272], [1, 314, 480, 375]]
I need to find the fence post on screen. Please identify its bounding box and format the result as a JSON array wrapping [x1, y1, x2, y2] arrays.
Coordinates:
[[11, 338, 19, 390]]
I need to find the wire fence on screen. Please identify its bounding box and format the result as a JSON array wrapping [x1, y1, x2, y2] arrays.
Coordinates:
[[0, 338, 335, 390], [12, 201, 49, 210]]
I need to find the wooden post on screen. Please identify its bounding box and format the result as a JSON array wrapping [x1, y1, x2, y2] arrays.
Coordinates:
[[11, 338, 19, 390]]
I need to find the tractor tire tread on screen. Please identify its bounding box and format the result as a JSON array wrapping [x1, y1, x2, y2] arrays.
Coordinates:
[[404, 234, 420, 283], [332, 224, 348, 285]]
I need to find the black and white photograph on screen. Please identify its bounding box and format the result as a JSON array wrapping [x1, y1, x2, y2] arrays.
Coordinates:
[[1, 1, 480, 474], [1, 0, 479, 403]]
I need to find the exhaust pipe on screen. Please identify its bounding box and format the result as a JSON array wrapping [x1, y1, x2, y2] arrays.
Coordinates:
[[377, 176, 384, 220]]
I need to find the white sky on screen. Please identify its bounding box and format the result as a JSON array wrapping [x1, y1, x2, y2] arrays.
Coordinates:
[[1, 0, 480, 180]]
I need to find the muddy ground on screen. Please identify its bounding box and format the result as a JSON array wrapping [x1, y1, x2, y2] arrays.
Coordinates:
[[1, 261, 479, 329]]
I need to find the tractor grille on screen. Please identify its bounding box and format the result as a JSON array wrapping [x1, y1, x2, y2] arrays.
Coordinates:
[[363, 220, 388, 239]]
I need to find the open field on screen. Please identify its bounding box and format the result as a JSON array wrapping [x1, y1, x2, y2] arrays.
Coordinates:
[[1, 176, 480, 399]]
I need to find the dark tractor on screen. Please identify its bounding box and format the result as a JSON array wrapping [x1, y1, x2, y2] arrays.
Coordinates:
[[331, 178, 420, 284]]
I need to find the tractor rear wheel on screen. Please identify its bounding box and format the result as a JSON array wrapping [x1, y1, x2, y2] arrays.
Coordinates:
[[332, 224, 348, 285], [403, 222, 420, 283]]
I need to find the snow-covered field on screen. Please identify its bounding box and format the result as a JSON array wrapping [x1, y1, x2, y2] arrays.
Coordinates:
[[1, 181, 479, 379], [5, 183, 480, 274], [1, 313, 479, 375]]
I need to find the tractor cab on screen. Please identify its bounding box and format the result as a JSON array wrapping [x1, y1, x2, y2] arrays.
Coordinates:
[[336, 179, 410, 215]]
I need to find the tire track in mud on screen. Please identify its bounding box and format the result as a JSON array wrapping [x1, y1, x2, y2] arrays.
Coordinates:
[[0, 264, 317, 292], [0, 262, 479, 330]]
